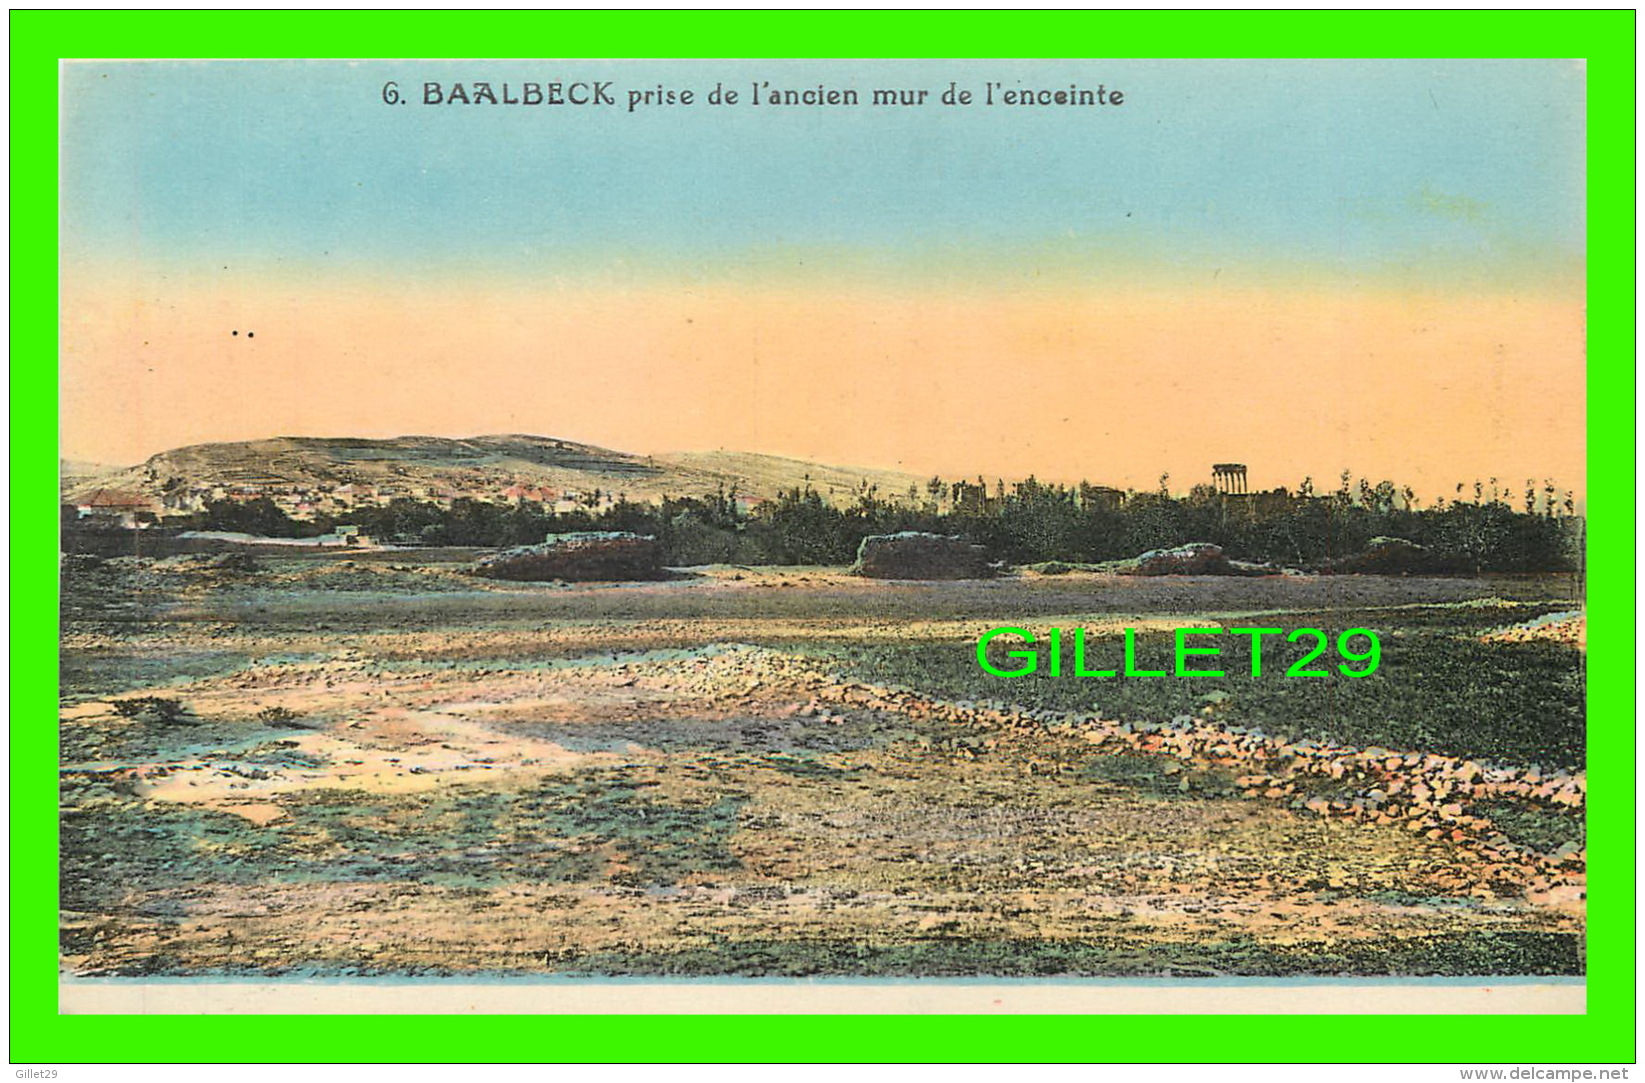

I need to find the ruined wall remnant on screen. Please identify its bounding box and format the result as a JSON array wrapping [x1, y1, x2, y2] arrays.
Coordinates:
[[1317, 537, 1473, 576], [1119, 542, 1235, 576], [852, 532, 995, 580], [473, 531, 665, 582]]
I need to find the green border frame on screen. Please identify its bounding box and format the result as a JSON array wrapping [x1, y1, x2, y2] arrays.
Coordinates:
[[11, 10, 1635, 1064]]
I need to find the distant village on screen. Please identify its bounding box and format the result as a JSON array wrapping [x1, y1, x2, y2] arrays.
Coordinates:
[[62, 456, 1579, 574], [68, 475, 772, 532], [65, 464, 1283, 535]]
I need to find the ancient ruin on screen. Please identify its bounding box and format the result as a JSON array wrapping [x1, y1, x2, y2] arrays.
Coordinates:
[[473, 531, 665, 581], [1212, 463, 1249, 495], [852, 532, 995, 579]]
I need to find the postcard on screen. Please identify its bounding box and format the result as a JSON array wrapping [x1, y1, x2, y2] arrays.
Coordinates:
[[56, 57, 1587, 1015]]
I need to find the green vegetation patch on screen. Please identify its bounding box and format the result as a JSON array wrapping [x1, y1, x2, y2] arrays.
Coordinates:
[[61, 769, 751, 914], [59, 648, 261, 702], [760, 753, 865, 781], [1470, 799, 1586, 854], [1077, 751, 1238, 800], [60, 783, 290, 913], [832, 614, 1584, 769], [562, 930, 1582, 978], [60, 707, 316, 767], [517, 773, 747, 887]]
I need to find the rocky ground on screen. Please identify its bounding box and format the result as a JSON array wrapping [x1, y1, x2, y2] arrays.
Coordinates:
[[58, 554, 1585, 977], [1481, 611, 1586, 650]]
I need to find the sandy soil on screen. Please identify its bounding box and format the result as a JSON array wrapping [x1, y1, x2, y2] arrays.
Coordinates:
[[58, 557, 1584, 977]]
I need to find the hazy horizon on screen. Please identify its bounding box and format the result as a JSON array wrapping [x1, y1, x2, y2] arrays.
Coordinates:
[[61, 419, 1584, 509]]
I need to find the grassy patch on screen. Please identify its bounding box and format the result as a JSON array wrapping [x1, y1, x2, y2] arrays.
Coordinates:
[[1471, 800, 1586, 853], [563, 930, 1582, 978], [59, 712, 311, 767], [59, 648, 260, 702], [60, 783, 288, 911], [513, 773, 747, 887], [830, 612, 1584, 768], [760, 754, 864, 781], [1076, 751, 1238, 800], [62, 770, 751, 907]]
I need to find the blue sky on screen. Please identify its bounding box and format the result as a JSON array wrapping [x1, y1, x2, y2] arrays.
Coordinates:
[[61, 58, 1585, 286]]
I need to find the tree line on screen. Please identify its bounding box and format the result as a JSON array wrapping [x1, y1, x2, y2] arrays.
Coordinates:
[[123, 470, 1581, 573]]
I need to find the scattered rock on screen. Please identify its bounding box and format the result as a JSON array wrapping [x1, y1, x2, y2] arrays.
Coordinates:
[[1317, 537, 1472, 576], [851, 532, 995, 580], [1114, 543, 1272, 576], [473, 532, 665, 582]]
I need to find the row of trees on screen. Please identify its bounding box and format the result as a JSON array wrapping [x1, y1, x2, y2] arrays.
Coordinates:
[[139, 471, 1580, 573]]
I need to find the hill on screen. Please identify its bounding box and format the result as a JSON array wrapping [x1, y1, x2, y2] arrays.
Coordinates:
[[62, 434, 929, 509], [659, 450, 929, 504], [60, 459, 130, 489]]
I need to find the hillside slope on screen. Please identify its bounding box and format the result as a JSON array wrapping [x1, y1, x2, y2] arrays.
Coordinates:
[[656, 450, 929, 504], [63, 435, 928, 507]]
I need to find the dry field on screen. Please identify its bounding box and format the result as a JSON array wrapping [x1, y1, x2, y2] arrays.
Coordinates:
[[59, 554, 1585, 978]]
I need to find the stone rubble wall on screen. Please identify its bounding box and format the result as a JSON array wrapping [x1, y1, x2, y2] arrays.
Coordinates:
[[625, 645, 1586, 909], [852, 532, 995, 580], [473, 531, 665, 582]]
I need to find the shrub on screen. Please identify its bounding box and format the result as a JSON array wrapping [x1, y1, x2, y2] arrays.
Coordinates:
[[110, 696, 189, 724]]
